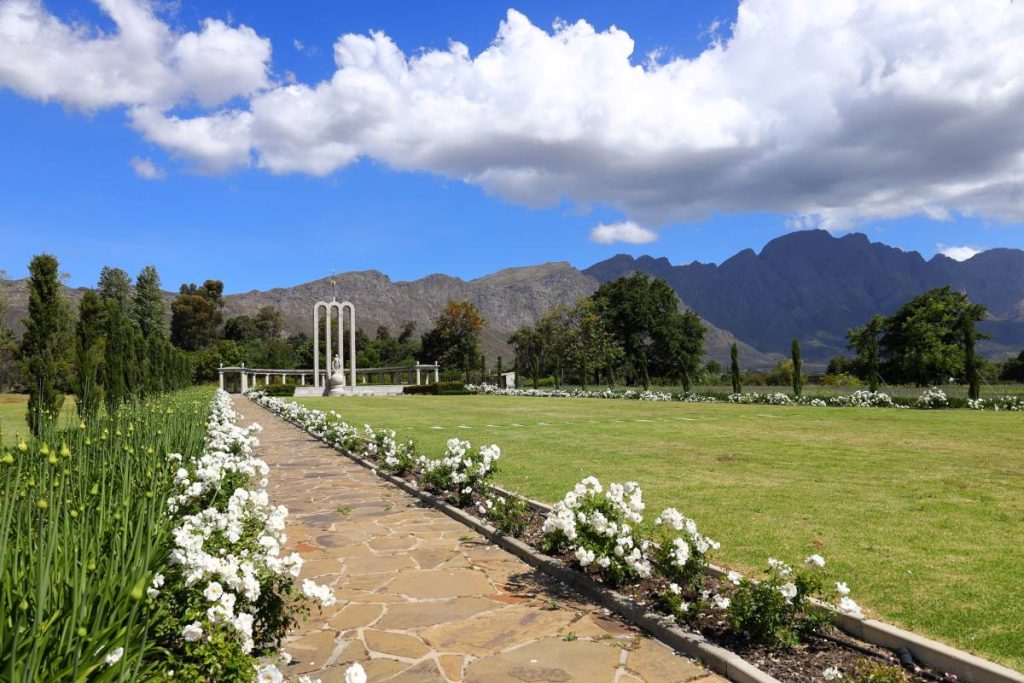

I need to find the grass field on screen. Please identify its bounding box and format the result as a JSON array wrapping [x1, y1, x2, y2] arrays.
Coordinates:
[[295, 394, 1024, 670], [0, 394, 78, 445]]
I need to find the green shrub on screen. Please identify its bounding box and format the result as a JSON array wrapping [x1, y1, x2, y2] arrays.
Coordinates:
[[403, 384, 438, 395], [259, 383, 297, 397], [727, 557, 833, 647], [437, 381, 472, 395], [479, 493, 531, 536], [851, 661, 908, 683]]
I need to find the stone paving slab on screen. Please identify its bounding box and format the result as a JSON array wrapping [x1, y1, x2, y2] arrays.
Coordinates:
[[237, 397, 727, 683]]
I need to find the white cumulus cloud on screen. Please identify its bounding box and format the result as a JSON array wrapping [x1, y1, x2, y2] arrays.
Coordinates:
[[129, 156, 166, 180], [590, 221, 658, 244], [937, 244, 984, 261], [1, 0, 1024, 231], [0, 0, 270, 111]]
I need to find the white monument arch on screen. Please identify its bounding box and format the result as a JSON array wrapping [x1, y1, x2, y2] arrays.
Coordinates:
[[313, 298, 356, 394]]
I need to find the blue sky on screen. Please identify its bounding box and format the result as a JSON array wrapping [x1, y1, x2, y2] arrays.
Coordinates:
[[1, 0, 1021, 292]]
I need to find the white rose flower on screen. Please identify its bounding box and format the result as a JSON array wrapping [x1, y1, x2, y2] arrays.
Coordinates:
[[203, 581, 224, 601], [181, 622, 203, 642], [103, 647, 124, 666], [823, 667, 843, 680], [344, 662, 367, 683], [256, 664, 283, 683]]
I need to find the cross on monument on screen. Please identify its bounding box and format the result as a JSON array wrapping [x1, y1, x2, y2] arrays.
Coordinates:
[[330, 271, 338, 301]]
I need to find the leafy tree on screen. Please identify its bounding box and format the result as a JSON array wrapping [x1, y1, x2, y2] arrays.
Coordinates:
[[0, 270, 19, 392], [254, 306, 285, 342], [791, 338, 803, 397], [1001, 350, 1024, 382], [171, 280, 224, 350], [959, 303, 986, 400], [73, 291, 106, 418], [420, 300, 485, 382], [765, 359, 795, 386], [730, 342, 741, 394], [98, 266, 134, 318], [22, 254, 73, 434], [134, 265, 168, 339], [657, 309, 706, 392], [591, 273, 700, 388], [847, 315, 883, 392], [397, 321, 417, 344], [565, 297, 623, 389], [877, 288, 986, 386], [224, 315, 259, 342], [509, 326, 544, 388]]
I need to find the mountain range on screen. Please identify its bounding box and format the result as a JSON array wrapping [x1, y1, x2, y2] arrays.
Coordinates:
[[4, 230, 1023, 368]]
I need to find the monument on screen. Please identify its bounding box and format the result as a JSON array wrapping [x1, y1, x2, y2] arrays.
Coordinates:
[[313, 293, 356, 395]]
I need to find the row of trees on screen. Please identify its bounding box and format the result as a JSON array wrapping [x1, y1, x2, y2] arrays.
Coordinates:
[[16, 256, 193, 433], [508, 274, 706, 390]]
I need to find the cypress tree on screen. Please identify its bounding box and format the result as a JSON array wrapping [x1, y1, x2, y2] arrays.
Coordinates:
[[961, 307, 984, 401], [22, 254, 73, 434], [102, 297, 134, 410], [496, 356, 503, 379], [73, 291, 106, 419], [730, 342, 741, 394], [791, 338, 803, 397], [135, 265, 169, 339]]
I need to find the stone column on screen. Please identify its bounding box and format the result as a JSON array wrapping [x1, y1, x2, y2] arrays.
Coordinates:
[[416, 366, 421, 385], [313, 304, 320, 389], [434, 363, 440, 383], [241, 371, 248, 392], [301, 374, 306, 386], [218, 370, 225, 391]]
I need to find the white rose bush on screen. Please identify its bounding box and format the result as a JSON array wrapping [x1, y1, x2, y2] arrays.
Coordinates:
[[465, 382, 1018, 411], [149, 390, 334, 681], [0, 388, 330, 681]]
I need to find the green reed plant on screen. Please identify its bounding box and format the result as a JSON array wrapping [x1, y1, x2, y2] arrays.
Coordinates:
[[0, 387, 213, 682]]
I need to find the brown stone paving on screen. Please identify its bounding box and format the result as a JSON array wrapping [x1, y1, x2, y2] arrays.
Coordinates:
[[235, 397, 728, 683]]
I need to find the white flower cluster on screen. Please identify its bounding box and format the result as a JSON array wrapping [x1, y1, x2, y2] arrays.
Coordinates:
[[543, 477, 652, 580], [916, 387, 949, 408], [161, 390, 332, 664], [467, 383, 697, 403], [417, 438, 500, 497], [828, 390, 895, 407], [655, 508, 720, 559], [967, 395, 1023, 411], [728, 392, 794, 405]]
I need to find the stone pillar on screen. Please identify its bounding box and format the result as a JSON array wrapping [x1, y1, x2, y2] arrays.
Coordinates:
[[416, 366, 421, 385], [241, 372, 248, 392], [265, 373, 270, 384], [218, 370, 225, 390], [434, 363, 439, 383], [301, 374, 306, 386], [313, 304, 320, 389]]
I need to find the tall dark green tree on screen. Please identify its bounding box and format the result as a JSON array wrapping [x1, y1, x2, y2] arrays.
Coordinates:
[[791, 338, 803, 397], [847, 315, 883, 392], [22, 254, 73, 434], [960, 304, 986, 400], [254, 306, 285, 342], [0, 270, 18, 392], [171, 280, 224, 350], [98, 266, 134, 318], [73, 291, 106, 418], [102, 297, 137, 410], [134, 265, 168, 339], [730, 342, 741, 394]]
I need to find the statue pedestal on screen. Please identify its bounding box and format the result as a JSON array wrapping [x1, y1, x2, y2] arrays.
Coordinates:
[[327, 371, 348, 396]]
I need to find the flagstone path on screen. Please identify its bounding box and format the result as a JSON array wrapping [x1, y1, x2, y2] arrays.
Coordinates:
[[236, 396, 726, 683]]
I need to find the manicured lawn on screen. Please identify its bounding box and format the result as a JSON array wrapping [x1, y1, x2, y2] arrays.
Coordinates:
[[0, 394, 77, 444], [294, 394, 1024, 670]]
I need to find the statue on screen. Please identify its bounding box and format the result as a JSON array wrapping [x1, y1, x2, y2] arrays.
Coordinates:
[[328, 353, 347, 394]]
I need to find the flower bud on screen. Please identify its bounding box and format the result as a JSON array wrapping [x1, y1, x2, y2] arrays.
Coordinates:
[[37, 499, 48, 510]]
